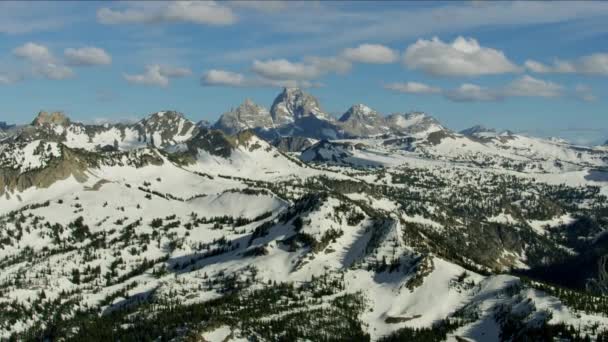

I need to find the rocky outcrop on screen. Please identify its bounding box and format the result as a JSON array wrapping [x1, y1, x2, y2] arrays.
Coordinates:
[[32, 111, 71, 126], [338, 104, 388, 137], [0, 145, 88, 196], [270, 88, 330, 126], [272, 136, 315, 152], [214, 99, 273, 135]]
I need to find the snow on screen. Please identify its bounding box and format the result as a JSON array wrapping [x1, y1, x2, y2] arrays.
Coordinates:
[[203, 325, 232, 342], [528, 214, 575, 235]]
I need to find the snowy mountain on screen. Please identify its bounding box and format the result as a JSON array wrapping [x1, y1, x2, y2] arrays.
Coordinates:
[[270, 87, 331, 125], [460, 124, 497, 137], [9, 110, 199, 152], [213, 99, 274, 136], [338, 104, 390, 137], [271, 135, 317, 152], [386, 112, 446, 137], [1, 106, 608, 341], [0, 122, 16, 140]]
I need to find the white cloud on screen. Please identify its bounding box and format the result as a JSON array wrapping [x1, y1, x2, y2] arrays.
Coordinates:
[[0, 2, 71, 34], [303, 56, 352, 74], [0, 72, 23, 85], [441, 75, 563, 102], [445, 83, 501, 102], [403, 36, 519, 77], [64, 47, 112, 66], [34, 63, 75, 80], [12, 42, 76, 81], [579, 54, 608, 75], [227, 0, 287, 13], [98, 1, 236, 26], [384, 82, 441, 94], [124, 64, 191, 87], [342, 44, 399, 64], [251, 56, 351, 81], [251, 59, 321, 80], [158, 65, 192, 77], [504, 75, 562, 97], [201, 69, 322, 88], [202, 69, 246, 87], [526, 53, 608, 75], [574, 84, 596, 102], [13, 42, 54, 63]]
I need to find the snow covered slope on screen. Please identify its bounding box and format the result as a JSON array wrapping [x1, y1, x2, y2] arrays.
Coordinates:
[[1, 108, 608, 341]]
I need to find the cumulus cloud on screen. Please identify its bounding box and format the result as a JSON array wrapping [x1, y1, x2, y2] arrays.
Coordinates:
[[201, 69, 321, 88], [98, 1, 236, 26], [384, 82, 441, 94], [34, 63, 75, 80], [386, 75, 567, 102], [251, 59, 321, 80], [251, 56, 351, 81], [158, 65, 192, 78], [403, 36, 519, 77], [445, 83, 502, 102], [525, 53, 608, 76], [13, 42, 54, 63], [64, 47, 112, 66], [227, 0, 286, 13], [443, 75, 562, 102], [202, 69, 246, 87], [342, 44, 399, 64], [504, 75, 562, 97], [124, 64, 191, 87], [574, 84, 596, 102], [0, 72, 24, 85], [12, 42, 76, 81]]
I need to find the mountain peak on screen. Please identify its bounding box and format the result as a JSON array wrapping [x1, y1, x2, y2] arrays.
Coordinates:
[[270, 87, 328, 126], [339, 104, 379, 122], [142, 110, 186, 122], [32, 111, 71, 127], [460, 125, 496, 136], [214, 99, 273, 135], [386, 112, 444, 135]]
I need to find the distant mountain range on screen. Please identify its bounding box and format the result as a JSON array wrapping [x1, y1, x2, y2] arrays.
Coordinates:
[[2, 88, 608, 340]]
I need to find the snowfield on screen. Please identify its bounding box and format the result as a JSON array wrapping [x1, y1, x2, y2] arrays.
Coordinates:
[[1, 104, 608, 340]]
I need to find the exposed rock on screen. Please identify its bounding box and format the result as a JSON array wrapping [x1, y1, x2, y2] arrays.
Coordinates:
[[460, 125, 497, 136], [270, 87, 330, 126], [272, 136, 316, 152], [32, 111, 71, 127], [338, 104, 388, 137], [214, 99, 273, 135]]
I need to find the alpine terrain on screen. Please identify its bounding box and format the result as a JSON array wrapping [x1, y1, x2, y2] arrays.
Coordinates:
[[1, 88, 608, 341]]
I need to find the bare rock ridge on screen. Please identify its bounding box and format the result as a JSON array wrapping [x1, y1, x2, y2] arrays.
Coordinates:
[[213, 99, 273, 135], [32, 111, 71, 126]]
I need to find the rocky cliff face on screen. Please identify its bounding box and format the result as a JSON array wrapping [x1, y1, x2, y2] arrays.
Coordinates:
[[31, 111, 71, 127], [270, 87, 330, 126], [271, 136, 316, 152], [213, 99, 273, 135], [134, 111, 198, 148], [338, 104, 389, 137]]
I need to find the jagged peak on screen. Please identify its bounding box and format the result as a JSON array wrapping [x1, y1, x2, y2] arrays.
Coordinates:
[[460, 125, 497, 136], [339, 104, 379, 122], [282, 87, 304, 96], [270, 87, 327, 124], [142, 110, 187, 121], [32, 111, 71, 127], [235, 98, 268, 112]]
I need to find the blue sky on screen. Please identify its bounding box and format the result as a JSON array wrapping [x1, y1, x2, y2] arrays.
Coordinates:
[[1, 1, 607, 144]]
